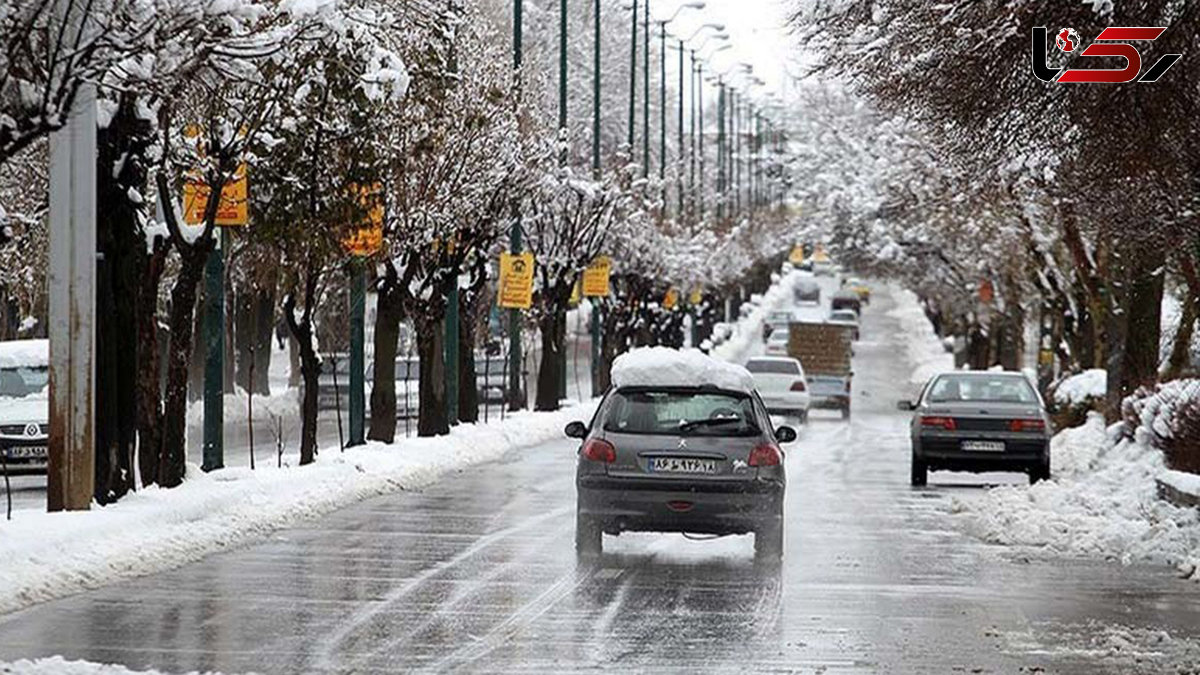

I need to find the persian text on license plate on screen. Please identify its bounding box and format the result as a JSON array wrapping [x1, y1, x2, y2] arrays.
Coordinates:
[[4, 446, 47, 459], [649, 457, 717, 474], [961, 440, 1004, 452]]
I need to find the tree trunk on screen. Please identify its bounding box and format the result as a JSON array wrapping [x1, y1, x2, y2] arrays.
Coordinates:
[[288, 332, 302, 388], [136, 239, 167, 487], [1119, 251, 1164, 392], [368, 282, 402, 442], [536, 311, 564, 411], [284, 277, 321, 466], [161, 246, 211, 487], [251, 286, 275, 395], [187, 286, 205, 402], [416, 316, 449, 437], [94, 94, 147, 503], [234, 290, 254, 393]]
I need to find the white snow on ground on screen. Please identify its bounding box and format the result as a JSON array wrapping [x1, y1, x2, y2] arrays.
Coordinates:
[[0, 656, 227, 674], [0, 402, 595, 615], [952, 412, 1200, 578], [611, 347, 755, 392], [1053, 368, 1107, 406], [186, 387, 300, 430], [0, 339, 48, 368], [886, 287, 953, 385]]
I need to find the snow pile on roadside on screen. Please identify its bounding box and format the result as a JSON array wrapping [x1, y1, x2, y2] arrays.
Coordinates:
[[1052, 369, 1107, 407], [0, 657, 227, 675], [708, 271, 800, 364], [952, 413, 1200, 576], [0, 402, 595, 615], [886, 287, 953, 384], [186, 387, 300, 430], [612, 347, 754, 392]]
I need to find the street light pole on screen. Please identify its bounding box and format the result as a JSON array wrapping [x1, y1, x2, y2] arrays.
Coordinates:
[[509, 0, 525, 411], [677, 38, 684, 220], [642, 0, 649, 178], [628, 0, 637, 152]]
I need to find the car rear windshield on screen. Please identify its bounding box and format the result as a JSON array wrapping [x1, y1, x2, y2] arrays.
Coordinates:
[[602, 389, 760, 436], [0, 366, 48, 399], [746, 360, 799, 375], [926, 375, 1038, 404]]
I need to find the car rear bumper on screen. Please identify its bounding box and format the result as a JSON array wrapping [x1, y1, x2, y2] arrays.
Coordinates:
[[760, 393, 809, 413], [915, 436, 1048, 472], [809, 394, 850, 410], [577, 476, 784, 535]]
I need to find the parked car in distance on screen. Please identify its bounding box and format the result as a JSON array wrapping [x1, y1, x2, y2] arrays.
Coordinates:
[[567, 348, 795, 561], [746, 356, 810, 422], [813, 258, 834, 276], [843, 277, 871, 303], [764, 329, 790, 356], [794, 278, 821, 304], [899, 371, 1052, 486], [764, 310, 794, 339], [828, 308, 861, 341], [0, 339, 49, 476], [831, 289, 862, 316]]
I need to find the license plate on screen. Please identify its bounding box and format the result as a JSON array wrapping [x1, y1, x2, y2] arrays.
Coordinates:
[[961, 440, 1004, 452], [649, 457, 718, 474], [4, 446, 47, 460]]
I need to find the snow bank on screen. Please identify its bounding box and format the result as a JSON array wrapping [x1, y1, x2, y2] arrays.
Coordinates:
[[1053, 369, 1106, 407], [0, 402, 595, 615], [708, 270, 800, 364], [0, 657, 221, 674], [0, 339, 48, 368], [886, 287, 953, 384], [611, 347, 755, 393], [953, 412, 1200, 577], [186, 387, 300, 429]]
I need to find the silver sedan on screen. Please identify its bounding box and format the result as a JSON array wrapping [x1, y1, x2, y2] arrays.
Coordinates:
[[898, 371, 1052, 486]]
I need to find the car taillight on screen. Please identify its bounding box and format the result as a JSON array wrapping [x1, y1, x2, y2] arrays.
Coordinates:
[[748, 442, 782, 467], [920, 416, 957, 431], [581, 438, 616, 463], [790, 380, 806, 392], [1009, 418, 1046, 432]]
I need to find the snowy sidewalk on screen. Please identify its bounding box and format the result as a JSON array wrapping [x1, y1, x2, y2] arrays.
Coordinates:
[[0, 403, 594, 616]]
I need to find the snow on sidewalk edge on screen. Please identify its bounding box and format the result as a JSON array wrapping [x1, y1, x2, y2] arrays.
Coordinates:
[[0, 656, 226, 675], [0, 402, 595, 616]]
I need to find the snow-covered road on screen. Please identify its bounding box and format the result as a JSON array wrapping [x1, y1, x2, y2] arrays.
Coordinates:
[[1, 284, 1199, 673]]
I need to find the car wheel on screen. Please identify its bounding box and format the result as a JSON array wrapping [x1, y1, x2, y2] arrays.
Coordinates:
[[799, 410, 809, 425], [754, 518, 783, 562], [841, 405, 851, 420], [910, 456, 927, 486], [1030, 461, 1051, 484], [575, 510, 602, 557]]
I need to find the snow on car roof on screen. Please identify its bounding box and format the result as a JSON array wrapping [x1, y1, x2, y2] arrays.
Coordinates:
[[0, 339, 49, 369], [611, 347, 755, 393]]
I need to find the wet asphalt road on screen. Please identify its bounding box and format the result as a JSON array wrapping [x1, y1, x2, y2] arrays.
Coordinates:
[[1, 285, 1199, 673]]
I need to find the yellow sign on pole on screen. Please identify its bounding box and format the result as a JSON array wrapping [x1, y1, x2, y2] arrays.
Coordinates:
[[581, 256, 611, 297], [688, 286, 703, 305], [663, 288, 679, 310], [342, 182, 384, 257], [498, 252, 535, 309], [183, 164, 249, 226], [789, 245, 805, 265]]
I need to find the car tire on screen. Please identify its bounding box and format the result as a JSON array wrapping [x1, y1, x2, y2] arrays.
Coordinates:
[[798, 410, 809, 425], [575, 510, 602, 557], [755, 518, 783, 562], [1030, 461, 1051, 484], [841, 406, 851, 420], [910, 456, 927, 486]]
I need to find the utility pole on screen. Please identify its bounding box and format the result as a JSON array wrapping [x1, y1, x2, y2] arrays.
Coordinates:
[[698, 65, 705, 221], [557, 0, 568, 400], [716, 81, 724, 220], [628, 0, 637, 152], [201, 229, 225, 472], [348, 261, 365, 445], [677, 39, 685, 220], [642, 0, 650, 179], [509, 0, 525, 411], [592, 0, 603, 397], [47, 33, 96, 511]]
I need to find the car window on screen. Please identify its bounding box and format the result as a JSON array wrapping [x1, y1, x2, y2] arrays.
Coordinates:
[[746, 359, 800, 375], [0, 366, 48, 399], [926, 375, 1038, 404], [767, 331, 789, 344], [603, 389, 760, 436]]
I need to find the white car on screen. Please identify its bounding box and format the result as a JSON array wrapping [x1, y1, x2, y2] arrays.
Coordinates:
[[0, 339, 49, 475], [764, 329, 790, 356], [746, 356, 810, 422]]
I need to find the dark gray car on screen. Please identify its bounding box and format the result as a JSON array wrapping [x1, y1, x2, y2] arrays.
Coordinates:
[[899, 371, 1052, 486], [566, 385, 795, 560]]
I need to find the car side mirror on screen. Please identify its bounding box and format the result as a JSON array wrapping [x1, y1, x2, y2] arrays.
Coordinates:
[[775, 426, 797, 444], [896, 400, 916, 411], [564, 421, 588, 439]]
